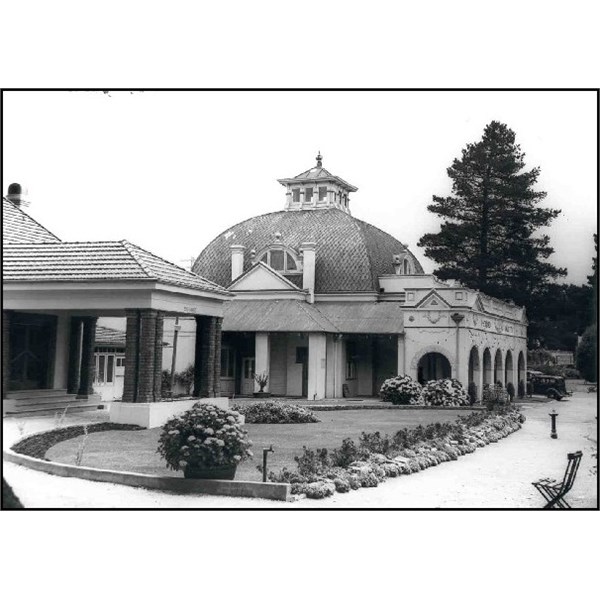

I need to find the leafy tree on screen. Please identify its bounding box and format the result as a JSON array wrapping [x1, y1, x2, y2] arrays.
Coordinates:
[[175, 364, 195, 395], [418, 121, 566, 310], [588, 233, 598, 324], [576, 325, 597, 382]]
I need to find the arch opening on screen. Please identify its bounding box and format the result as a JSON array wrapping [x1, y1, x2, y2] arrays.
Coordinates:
[[483, 348, 493, 386], [505, 350, 514, 389], [417, 352, 451, 384], [494, 349, 504, 386]]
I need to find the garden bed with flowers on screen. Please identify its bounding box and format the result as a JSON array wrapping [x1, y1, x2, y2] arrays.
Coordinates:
[[41, 408, 475, 481]]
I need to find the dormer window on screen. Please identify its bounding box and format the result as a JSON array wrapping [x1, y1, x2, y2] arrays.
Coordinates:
[[318, 186, 327, 202], [258, 247, 301, 273], [305, 187, 313, 203], [292, 188, 301, 203]]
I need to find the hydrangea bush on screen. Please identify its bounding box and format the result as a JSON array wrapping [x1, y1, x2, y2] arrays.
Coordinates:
[[379, 375, 423, 405], [420, 378, 470, 406], [233, 401, 320, 424], [157, 403, 253, 471]]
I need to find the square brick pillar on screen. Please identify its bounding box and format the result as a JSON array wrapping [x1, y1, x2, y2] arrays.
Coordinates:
[[123, 309, 163, 403], [67, 317, 83, 394], [212, 317, 223, 397], [77, 317, 98, 398], [2, 311, 12, 399], [194, 316, 216, 398]]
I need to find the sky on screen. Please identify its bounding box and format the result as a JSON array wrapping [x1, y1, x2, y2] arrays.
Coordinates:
[[3, 90, 597, 284]]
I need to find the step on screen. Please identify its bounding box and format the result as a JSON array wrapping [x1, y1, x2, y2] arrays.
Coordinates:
[[6, 389, 69, 400], [5, 403, 104, 417], [14, 394, 79, 407]]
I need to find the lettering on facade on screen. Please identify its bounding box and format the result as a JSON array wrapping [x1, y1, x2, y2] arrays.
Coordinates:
[[183, 306, 198, 314]]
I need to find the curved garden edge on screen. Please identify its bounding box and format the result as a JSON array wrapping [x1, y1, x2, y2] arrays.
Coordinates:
[[6, 426, 291, 502], [270, 409, 526, 500]]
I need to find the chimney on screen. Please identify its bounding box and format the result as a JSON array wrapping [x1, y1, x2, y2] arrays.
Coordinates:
[[7, 183, 24, 207], [300, 241, 316, 303], [230, 245, 245, 281]]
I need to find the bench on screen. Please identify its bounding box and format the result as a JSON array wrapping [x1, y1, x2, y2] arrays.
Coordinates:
[[532, 451, 583, 509]]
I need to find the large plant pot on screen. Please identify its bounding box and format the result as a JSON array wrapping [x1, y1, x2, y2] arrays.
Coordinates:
[[183, 464, 237, 480]]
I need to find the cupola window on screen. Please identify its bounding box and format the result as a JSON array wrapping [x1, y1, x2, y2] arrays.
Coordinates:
[[305, 187, 313, 202], [292, 188, 301, 203], [318, 186, 327, 202]]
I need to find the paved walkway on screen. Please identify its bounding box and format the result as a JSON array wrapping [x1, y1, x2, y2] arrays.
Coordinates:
[[3, 392, 597, 508]]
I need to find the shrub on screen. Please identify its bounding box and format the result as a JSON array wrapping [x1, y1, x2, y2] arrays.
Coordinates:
[[420, 378, 469, 406], [379, 375, 423, 405], [506, 381, 515, 401], [330, 438, 362, 467], [294, 446, 331, 477], [2, 478, 23, 509], [564, 367, 580, 379], [157, 403, 252, 471], [233, 401, 320, 424], [576, 325, 597, 382], [175, 364, 195, 395], [161, 369, 172, 393]]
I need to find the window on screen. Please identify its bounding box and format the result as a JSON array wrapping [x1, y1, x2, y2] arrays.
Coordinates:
[[95, 352, 119, 384], [116, 357, 125, 368], [292, 188, 300, 202], [221, 347, 235, 378], [257, 248, 301, 273], [243, 358, 255, 379], [318, 186, 327, 202], [346, 341, 357, 379], [305, 187, 313, 202], [106, 355, 114, 383]]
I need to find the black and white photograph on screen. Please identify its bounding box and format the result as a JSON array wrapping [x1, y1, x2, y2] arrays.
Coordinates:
[[2, 90, 597, 510]]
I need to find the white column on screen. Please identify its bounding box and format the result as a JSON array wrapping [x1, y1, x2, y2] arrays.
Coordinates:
[[397, 334, 405, 375], [254, 333, 270, 393], [308, 332, 327, 400]]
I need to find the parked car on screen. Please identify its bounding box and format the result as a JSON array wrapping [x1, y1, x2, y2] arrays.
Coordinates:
[[528, 373, 568, 399]]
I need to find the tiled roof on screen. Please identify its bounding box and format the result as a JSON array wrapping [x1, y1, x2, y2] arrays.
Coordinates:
[[3, 198, 61, 244], [3, 240, 229, 294], [222, 299, 405, 333], [95, 325, 126, 347], [193, 208, 423, 293]]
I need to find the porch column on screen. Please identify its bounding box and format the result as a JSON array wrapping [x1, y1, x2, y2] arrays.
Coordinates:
[[308, 332, 327, 400], [194, 316, 216, 398], [67, 317, 83, 394], [213, 317, 223, 397], [397, 334, 405, 376], [77, 316, 97, 398], [254, 333, 270, 393], [2, 310, 11, 399], [123, 309, 162, 403]]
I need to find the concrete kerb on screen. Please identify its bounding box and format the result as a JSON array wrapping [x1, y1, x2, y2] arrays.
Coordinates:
[[3, 448, 291, 502]]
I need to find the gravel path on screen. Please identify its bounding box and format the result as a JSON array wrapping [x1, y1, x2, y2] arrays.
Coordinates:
[[3, 393, 597, 508]]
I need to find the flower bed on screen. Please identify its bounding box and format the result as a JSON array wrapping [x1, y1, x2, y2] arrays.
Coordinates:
[[380, 376, 470, 407], [11, 423, 145, 460], [264, 407, 525, 499], [233, 401, 320, 424]]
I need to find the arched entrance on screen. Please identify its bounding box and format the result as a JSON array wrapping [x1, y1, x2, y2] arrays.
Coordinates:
[[494, 349, 504, 386], [483, 348, 493, 386], [517, 351, 526, 387], [468, 346, 480, 402], [505, 350, 514, 389], [417, 352, 451, 384]]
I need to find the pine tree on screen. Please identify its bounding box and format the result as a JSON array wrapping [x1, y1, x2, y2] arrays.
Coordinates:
[[418, 121, 566, 309]]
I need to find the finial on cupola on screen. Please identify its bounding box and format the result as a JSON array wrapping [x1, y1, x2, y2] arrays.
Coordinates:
[[316, 151, 322, 167]]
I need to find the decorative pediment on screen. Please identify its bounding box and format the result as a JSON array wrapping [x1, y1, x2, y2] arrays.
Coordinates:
[[415, 290, 450, 309], [228, 261, 301, 292]]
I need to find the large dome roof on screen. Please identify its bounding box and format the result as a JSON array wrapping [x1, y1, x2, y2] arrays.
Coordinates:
[[193, 208, 423, 293]]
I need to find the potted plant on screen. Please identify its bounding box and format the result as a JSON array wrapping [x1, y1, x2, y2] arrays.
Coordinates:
[[253, 371, 270, 397], [157, 403, 253, 479]]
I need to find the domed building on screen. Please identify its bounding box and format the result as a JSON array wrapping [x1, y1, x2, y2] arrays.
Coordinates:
[[184, 154, 528, 401]]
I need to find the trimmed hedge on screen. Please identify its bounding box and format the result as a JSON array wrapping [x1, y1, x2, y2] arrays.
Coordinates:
[[233, 401, 320, 424], [11, 423, 145, 460]]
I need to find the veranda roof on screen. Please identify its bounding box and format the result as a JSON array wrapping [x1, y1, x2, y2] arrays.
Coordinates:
[[222, 299, 404, 334]]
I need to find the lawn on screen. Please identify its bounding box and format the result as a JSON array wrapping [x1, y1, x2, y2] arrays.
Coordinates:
[[45, 409, 474, 482]]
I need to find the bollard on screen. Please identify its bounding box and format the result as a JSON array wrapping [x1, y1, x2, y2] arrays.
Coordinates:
[[262, 445, 274, 482], [549, 409, 558, 439]]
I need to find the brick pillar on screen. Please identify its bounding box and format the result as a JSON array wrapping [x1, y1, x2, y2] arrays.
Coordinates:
[[67, 317, 83, 394], [123, 310, 140, 403], [194, 316, 215, 398], [2, 311, 11, 399], [77, 317, 97, 398], [137, 310, 159, 403], [153, 311, 164, 401], [213, 317, 223, 397]]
